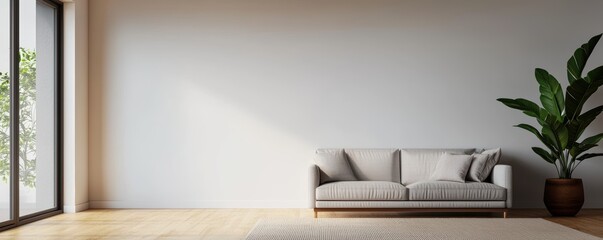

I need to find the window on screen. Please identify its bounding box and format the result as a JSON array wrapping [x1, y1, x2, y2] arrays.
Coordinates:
[[0, 0, 62, 230]]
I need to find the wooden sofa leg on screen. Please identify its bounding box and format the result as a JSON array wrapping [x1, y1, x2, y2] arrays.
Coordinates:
[[313, 209, 318, 218], [503, 211, 508, 218]]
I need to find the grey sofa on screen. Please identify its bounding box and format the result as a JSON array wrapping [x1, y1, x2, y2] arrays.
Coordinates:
[[309, 149, 512, 218]]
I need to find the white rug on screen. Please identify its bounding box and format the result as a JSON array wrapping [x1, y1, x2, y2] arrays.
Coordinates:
[[245, 218, 600, 240]]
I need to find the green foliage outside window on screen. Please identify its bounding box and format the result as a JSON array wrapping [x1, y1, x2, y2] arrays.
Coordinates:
[[0, 48, 37, 188]]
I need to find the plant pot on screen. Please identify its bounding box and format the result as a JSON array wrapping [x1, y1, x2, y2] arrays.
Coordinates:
[[543, 178, 584, 217]]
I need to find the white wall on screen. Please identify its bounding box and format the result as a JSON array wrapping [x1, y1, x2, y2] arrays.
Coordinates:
[[88, 0, 603, 208], [63, 0, 89, 213]]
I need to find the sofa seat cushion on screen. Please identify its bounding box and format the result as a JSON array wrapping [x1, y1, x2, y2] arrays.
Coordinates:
[[407, 181, 506, 201], [316, 181, 408, 201]]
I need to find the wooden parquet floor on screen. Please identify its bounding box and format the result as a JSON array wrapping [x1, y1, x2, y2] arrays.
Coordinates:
[[0, 209, 601, 239]]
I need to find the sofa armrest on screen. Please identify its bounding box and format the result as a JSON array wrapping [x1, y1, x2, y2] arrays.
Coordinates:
[[309, 164, 320, 208], [492, 164, 512, 208]]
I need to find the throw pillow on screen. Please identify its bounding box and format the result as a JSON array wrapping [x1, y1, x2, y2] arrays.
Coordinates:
[[315, 149, 357, 184], [468, 148, 501, 182], [430, 153, 473, 183], [481, 148, 502, 162], [467, 153, 493, 182]]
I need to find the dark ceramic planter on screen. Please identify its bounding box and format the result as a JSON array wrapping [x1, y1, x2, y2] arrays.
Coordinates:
[[543, 178, 584, 217]]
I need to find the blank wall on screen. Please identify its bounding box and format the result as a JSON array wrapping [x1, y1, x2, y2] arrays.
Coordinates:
[[88, 0, 603, 208]]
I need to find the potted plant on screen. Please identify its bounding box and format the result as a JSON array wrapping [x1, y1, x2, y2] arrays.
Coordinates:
[[498, 34, 603, 217]]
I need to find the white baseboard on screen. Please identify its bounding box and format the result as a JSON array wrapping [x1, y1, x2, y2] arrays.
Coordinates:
[[64, 202, 90, 213], [89, 200, 307, 209], [86, 200, 603, 209]]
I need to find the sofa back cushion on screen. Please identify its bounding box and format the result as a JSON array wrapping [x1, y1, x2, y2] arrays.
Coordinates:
[[315, 149, 358, 184], [400, 148, 475, 185], [345, 149, 401, 183]]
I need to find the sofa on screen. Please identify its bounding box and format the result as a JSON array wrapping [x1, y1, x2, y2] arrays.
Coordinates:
[[308, 148, 512, 218]]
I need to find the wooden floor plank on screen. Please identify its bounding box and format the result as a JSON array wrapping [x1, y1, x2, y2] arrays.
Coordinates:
[[0, 209, 601, 239]]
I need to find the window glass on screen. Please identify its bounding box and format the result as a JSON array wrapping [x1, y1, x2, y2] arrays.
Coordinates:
[[0, 0, 11, 223], [18, 0, 57, 217]]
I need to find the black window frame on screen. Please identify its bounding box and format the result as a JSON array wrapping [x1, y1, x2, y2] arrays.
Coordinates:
[[0, 0, 63, 231]]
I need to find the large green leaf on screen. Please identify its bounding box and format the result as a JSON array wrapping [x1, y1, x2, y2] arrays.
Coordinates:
[[567, 105, 603, 147], [558, 126, 569, 149], [565, 66, 603, 120], [572, 131, 603, 159], [497, 98, 543, 119], [532, 147, 557, 164], [535, 68, 564, 121], [585, 65, 603, 85], [542, 124, 564, 150], [581, 133, 603, 145], [570, 143, 598, 158], [571, 133, 603, 157], [577, 153, 603, 161], [567, 34, 601, 84], [538, 112, 564, 130], [515, 123, 558, 154]]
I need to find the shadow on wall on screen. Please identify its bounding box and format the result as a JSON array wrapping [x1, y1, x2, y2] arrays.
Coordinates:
[[575, 102, 603, 207], [503, 153, 549, 208]]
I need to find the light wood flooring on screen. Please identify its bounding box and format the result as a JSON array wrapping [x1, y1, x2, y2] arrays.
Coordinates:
[[0, 209, 601, 239]]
